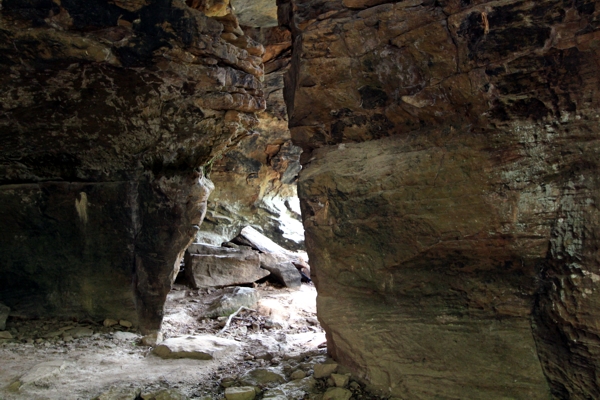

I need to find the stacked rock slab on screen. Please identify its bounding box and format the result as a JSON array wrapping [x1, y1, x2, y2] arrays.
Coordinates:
[[185, 243, 269, 287], [283, 0, 600, 398], [0, 0, 264, 333]]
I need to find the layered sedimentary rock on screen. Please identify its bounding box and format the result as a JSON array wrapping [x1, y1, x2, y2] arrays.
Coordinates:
[[0, 0, 264, 332], [284, 0, 600, 397], [196, 25, 306, 250]]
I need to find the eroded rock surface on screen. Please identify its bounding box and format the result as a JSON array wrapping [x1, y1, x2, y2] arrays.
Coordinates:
[[284, 0, 600, 397], [196, 25, 305, 251], [0, 0, 264, 332]]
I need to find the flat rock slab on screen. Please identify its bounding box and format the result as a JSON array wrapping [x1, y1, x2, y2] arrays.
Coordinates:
[[204, 287, 260, 318], [224, 386, 256, 400], [184, 244, 269, 288], [153, 335, 240, 360], [20, 360, 68, 387], [0, 303, 9, 330]]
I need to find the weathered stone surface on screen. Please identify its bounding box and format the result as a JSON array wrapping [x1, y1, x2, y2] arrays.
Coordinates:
[[232, 0, 278, 27], [322, 387, 352, 400], [259, 253, 301, 288], [153, 334, 239, 360], [203, 286, 260, 317], [0, 0, 264, 332], [230, 226, 307, 286], [224, 386, 256, 400], [0, 331, 13, 339], [239, 368, 286, 387], [19, 360, 68, 387], [285, 0, 600, 398], [94, 386, 142, 400], [140, 388, 187, 400], [313, 363, 338, 379], [184, 244, 269, 288], [196, 26, 304, 251], [0, 303, 9, 331]]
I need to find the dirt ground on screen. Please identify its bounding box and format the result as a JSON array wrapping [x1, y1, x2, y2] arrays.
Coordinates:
[[0, 282, 329, 399]]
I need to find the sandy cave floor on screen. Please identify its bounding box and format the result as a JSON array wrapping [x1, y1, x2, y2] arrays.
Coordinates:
[[0, 282, 331, 399]]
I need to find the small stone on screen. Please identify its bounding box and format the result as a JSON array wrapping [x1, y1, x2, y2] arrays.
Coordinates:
[[113, 331, 138, 341], [153, 335, 240, 360], [240, 368, 285, 387], [221, 376, 236, 388], [290, 370, 306, 380], [63, 335, 73, 342], [331, 373, 350, 388], [244, 354, 254, 361], [0, 331, 13, 339], [224, 386, 256, 400], [119, 320, 133, 328], [270, 357, 281, 365], [6, 380, 21, 392], [43, 330, 63, 338], [103, 319, 118, 327], [323, 387, 352, 400], [35, 338, 43, 343], [313, 362, 338, 379]]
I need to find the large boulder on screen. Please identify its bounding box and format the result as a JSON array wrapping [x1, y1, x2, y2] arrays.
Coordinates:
[[285, 0, 600, 397], [184, 244, 269, 288], [153, 335, 240, 360]]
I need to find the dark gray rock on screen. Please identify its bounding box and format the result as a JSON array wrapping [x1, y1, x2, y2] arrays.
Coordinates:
[[259, 253, 301, 288], [204, 287, 261, 318], [184, 244, 269, 288]]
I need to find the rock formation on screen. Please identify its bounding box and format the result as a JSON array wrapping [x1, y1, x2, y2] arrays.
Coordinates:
[[2, 0, 600, 398], [0, 0, 264, 333], [195, 24, 306, 251], [283, 0, 600, 397]]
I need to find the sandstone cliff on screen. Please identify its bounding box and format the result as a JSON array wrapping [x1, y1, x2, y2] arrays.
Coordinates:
[[0, 0, 264, 332], [283, 0, 600, 397]]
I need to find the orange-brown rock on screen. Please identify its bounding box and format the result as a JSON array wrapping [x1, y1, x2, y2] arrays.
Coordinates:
[[285, 0, 600, 397], [196, 26, 303, 250]]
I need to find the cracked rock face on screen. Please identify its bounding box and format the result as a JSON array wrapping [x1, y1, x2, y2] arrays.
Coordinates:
[[0, 0, 264, 333], [284, 0, 600, 397], [196, 26, 306, 250]]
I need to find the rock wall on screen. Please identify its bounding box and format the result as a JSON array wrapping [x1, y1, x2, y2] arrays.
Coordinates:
[[283, 0, 600, 397], [0, 0, 264, 333], [196, 25, 306, 250]]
